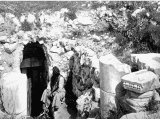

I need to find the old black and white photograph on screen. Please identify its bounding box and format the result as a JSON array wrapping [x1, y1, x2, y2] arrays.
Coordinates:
[[0, 1, 160, 119]]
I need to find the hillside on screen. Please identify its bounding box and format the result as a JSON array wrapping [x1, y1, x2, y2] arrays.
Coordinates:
[[0, 1, 160, 119]]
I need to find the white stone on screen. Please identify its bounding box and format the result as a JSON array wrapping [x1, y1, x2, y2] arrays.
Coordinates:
[[27, 13, 35, 23], [20, 15, 26, 23], [6, 13, 15, 18], [101, 6, 106, 11], [92, 86, 100, 102], [0, 14, 4, 24], [0, 36, 7, 42], [101, 41, 105, 46], [76, 11, 93, 25], [64, 51, 74, 60], [12, 17, 21, 27], [92, 34, 101, 41], [60, 72, 68, 80], [91, 55, 99, 70], [0, 72, 27, 115], [77, 16, 93, 25], [39, 40, 44, 44], [146, 12, 150, 17], [23, 33, 31, 41], [50, 46, 62, 54], [22, 41, 28, 45], [4, 43, 18, 53], [17, 30, 24, 36], [10, 35, 18, 43], [52, 41, 59, 46], [0, 66, 4, 71], [60, 8, 69, 13], [131, 8, 146, 17]]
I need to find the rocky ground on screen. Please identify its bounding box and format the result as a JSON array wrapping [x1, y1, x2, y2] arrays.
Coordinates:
[[0, 1, 160, 119], [0, 1, 103, 119]]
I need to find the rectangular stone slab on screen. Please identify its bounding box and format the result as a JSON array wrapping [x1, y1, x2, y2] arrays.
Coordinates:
[[122, 69, 160, 93]]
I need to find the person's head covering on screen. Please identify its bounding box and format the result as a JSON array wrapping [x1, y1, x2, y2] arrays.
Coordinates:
[[52, 66, 60, 76], [50, 66, 60, 90]]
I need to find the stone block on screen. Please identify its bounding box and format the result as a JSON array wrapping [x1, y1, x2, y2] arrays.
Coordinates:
[[0, 72, 27, 116], [122, 70, 160, 93], [99, 54, 131, 94], [99, 54, 131, 119], [131, 53, 160, 76]]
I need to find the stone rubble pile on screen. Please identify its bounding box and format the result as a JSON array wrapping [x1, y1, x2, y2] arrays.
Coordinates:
[[98, 53, 160, 119], [118, 54, 160, 118], [69, 46, 100, 97], [119, 70, 160, 113], [68, 46, 100, 118], [76, 88, 100, 119]]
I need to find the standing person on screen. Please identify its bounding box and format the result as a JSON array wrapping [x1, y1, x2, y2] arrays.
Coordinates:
[[40, 66, 66, 118]]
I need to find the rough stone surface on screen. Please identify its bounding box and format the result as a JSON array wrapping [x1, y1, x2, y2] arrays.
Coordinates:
[[54, 104, 71, 119], [120, 111, 160, 119], [4, 43, 18, 54], [131, 53, 160, 76], [76, 89, 99, 118], [100, 90, 117, 119], [0, 36, 8, 43], [99, 54, 131, 118], [0, 72, 27, 115], [99, 54, 131, 94], [75, 11, 94, 25]]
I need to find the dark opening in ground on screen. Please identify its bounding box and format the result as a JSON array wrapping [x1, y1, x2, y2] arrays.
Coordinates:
[[20, 42, 48, 117]]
